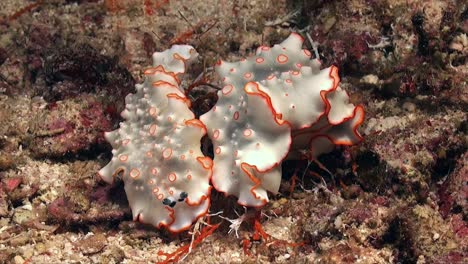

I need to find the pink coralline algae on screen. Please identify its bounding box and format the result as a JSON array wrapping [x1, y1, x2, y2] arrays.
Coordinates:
[[99, 33, 364, 232]]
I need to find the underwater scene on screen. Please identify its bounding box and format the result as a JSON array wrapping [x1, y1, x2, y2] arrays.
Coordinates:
[[0, 1, 466, 263]]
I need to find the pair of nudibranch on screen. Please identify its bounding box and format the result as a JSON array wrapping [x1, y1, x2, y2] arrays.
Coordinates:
[[98, 33, 364, 232]]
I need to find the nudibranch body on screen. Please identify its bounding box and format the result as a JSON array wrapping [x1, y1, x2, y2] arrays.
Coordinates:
[[98, 46, 213, 232], [99, 33, 364, 232]]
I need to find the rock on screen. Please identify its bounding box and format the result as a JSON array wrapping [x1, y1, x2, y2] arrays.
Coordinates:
[[77, 233, 107, 255], [9, 233, 30, 247], [0, 155, 14, 171], [2, 177, 22, 192], [29, 95, 113, 158], [13, 255, 25, 264], [0, 185, 9, 217]]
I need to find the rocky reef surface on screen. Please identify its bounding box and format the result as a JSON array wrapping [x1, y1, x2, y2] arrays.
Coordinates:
[[0, 0, 466, 263]]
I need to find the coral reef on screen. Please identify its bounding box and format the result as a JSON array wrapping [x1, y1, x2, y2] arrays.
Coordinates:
[[0, 0, 466, 263]]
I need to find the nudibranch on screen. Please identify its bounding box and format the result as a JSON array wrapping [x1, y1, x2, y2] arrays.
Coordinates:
[[98, 45, 213, 232], [201, 33, 364, 207], [99, 33, 364, 232]]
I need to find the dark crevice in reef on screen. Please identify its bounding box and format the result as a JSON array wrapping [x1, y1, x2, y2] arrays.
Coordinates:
[[354, 150, 390, 194], [431, 148, 463, 182], [411, 12, 430, 57], [28, 140, 113, 163], [41, 43, 135, 102], [379, 217, 417, 264]]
